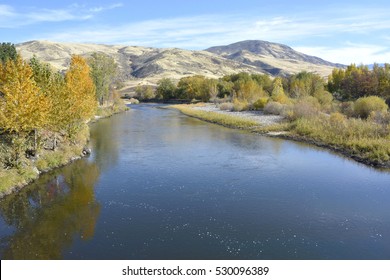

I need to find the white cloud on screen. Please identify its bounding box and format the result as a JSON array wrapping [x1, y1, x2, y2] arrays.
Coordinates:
[[0, 4, 14, 16], [89, 3, 123, 13], [0, 3, 123, 28], [7, 5, 390, 64], [40, 11, 390, 50], [295, 44, 390, 64]]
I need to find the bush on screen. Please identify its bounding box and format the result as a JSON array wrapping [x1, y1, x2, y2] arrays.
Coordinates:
[[368, 110, 390, 125], [264, 101, 285, 115], [314, 90, 333, 112], [253, 97, 269, 110], [128, 98, 139, 104], [354, 96, 388, 119], [232, 99, 249, 111], [340, 101, 355, 117], [218, 102, 234, 111], [329, 112, 347, 132], [288, 97, 320, 120]]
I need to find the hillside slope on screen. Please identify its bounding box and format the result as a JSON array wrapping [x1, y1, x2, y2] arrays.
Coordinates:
[[16, 40, 342, 91], [205, 40, 343, 76]]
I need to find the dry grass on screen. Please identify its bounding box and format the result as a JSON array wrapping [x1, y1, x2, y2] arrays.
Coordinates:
[[171, 104, 259, 129]]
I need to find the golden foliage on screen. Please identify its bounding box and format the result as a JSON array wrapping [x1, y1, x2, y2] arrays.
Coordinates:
[[65, 55, 97, 123], [0, 55, 50, 134]]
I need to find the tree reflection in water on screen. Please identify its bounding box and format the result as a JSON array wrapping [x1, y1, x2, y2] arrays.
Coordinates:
[[0, 159, 100, 259]]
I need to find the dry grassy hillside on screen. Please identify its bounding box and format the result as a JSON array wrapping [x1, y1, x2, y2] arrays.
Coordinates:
[[16, 40, 341, 93]]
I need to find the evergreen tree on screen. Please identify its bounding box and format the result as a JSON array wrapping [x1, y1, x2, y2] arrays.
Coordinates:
[[0, 43, 17, 64]]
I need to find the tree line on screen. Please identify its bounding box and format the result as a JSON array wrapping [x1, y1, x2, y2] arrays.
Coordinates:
[[134, 65, 390, 116]]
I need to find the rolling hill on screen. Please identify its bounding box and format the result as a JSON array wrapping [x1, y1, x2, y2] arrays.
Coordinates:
[[16, 40, 343, 92]]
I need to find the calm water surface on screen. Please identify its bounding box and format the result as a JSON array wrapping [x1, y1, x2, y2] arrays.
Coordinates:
[[1, 104, 390, 259]]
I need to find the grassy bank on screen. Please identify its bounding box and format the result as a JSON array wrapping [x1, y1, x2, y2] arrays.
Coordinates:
[[170, 104, 259, 129], [171, 104, 390, 169], [0, 104, 128, 198]]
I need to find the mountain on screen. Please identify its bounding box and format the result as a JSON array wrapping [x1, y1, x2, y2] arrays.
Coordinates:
[[16, 40, 260, 79], [16, 40, 343, 92], [205, 40, 344, 76]]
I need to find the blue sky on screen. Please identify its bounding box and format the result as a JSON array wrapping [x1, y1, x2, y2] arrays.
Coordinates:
[[1, 0, 390, 64]]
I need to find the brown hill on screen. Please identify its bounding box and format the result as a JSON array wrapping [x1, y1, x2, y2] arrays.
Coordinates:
[[16, 40, 342, 92]]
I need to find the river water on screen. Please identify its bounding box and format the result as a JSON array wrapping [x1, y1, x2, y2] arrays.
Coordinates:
[[1, 104, 390, 259]]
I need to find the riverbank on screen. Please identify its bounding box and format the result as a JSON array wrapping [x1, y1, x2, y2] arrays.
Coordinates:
[[171, 104, 390, 169], [0, 104, 129, 199]]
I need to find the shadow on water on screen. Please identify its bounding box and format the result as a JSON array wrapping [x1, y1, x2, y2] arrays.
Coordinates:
[[0, 161, 101, 259]]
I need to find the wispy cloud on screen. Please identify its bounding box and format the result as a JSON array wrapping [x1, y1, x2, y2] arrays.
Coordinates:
[[0, 4, 14, 17], [89, 3, 123, 13], [7, 4, 390, 64], [41, 9, 390, 47], [0, 3, 123, 28], [295, 44, 390, 65]]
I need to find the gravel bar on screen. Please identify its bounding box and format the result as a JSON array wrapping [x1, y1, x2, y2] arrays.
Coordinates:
[[192, 104, 285, 126]]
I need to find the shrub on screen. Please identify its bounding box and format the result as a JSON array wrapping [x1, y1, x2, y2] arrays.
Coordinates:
[[368, 110, 390, 125], [264, 101, 285, 115], [340, 101, 355, 117], [218, 102, 234, 111], [314, 90, 333, 112], [289, 97, 320, 120], [329, 112, 347, 132], [232, 99, 249, 111], [253, 97, 269, 110], [354, 96, 388, 119], [128, 98, 139, 104]]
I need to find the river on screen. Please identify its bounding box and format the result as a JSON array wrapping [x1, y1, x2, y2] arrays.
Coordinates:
[[1, 104, 390, 259]]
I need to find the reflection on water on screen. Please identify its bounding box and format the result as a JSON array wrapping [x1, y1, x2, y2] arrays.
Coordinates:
[[1, 104, 390, 260], [0, 160, 100, 259]]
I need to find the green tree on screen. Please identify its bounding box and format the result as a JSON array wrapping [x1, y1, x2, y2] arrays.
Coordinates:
[[156, 78, 176, 100], [289, 72, 325, 98], [0, 42, 17, 64], [88, 52, 117, 105], [135, 84, 155, 100]]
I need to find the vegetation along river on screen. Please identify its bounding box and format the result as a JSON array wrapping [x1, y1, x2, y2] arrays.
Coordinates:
[[1, 104, 390, 259]]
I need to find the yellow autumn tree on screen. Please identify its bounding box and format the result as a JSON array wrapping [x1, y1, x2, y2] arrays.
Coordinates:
[[64, 55, 97, 138], [0, 55, 50, 162], [30, 57, 70, 149], [271, 77, 289, 104]]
